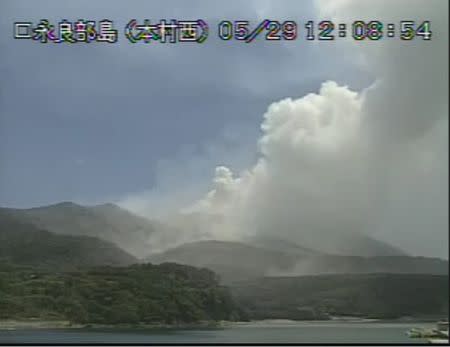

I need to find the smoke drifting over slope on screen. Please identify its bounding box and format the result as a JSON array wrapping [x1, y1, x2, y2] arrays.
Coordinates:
[[122, 0, 448, 258], [184, 1, 447, 257], [315, 0, 449, 257]]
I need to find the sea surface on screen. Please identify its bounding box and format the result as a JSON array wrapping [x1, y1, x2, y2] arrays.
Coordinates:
[[0, 320, 436, 344]]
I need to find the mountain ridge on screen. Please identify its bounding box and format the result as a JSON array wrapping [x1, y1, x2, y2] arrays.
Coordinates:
[[0, 202, 157, 258], [0, 210, 137, 269], [145, 240, 448, 283]]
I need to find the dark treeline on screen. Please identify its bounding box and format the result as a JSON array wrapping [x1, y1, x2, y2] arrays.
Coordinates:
[[0, 262, 246, 325], [232, 274, 449, 320]]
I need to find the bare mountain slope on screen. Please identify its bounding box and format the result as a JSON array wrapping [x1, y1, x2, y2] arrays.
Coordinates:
[[0, 202, 157, 258]]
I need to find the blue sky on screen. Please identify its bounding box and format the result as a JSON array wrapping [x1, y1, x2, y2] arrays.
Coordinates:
[[0, 0, 370, 208]]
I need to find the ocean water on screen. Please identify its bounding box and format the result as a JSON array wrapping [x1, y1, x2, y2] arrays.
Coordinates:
[[0, 321, 435, 344]]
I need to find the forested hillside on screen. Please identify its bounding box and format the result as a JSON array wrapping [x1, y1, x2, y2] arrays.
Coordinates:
[[0, 262, 246, 325], [231, 274, 449, 320]]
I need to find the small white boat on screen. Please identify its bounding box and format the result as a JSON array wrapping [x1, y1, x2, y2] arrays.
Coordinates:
[[406, 321, 449, 340], [428, 338, 449, 344]]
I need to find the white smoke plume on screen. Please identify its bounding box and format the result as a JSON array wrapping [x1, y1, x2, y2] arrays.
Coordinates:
[[121, 0, 448, 258], [175, 0, 448, 257], [182, 82, 381, 253]]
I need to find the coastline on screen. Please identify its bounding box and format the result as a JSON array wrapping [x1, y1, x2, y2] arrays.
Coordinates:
[[1, 317, 443, 331], [0, 319, 224, 331]]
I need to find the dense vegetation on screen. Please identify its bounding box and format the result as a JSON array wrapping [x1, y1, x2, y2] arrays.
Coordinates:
[[0, 261, 448, 325], [1, 203, 448, 326], [0, 262, 246, 325], [231, 273, 449, 320]]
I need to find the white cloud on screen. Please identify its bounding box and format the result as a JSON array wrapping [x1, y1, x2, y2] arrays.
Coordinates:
[[185, 82, 378, 252], [173, 0, 448, 258], [120, 0, 447, 258]]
